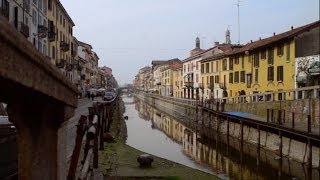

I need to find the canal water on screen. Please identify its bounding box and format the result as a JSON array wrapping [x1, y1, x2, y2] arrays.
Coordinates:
[[122, 95, 318, 179]]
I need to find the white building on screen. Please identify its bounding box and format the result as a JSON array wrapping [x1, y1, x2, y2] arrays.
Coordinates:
[[30, 0, 48, 56], [1, 0, 32, 42]]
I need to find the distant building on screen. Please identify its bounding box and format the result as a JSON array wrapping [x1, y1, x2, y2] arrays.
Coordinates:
[[101, 66, 113, 76]]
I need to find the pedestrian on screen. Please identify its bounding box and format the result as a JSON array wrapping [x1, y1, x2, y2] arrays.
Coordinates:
[[87, 91, 90, 100], [91, 93, 94, 101]]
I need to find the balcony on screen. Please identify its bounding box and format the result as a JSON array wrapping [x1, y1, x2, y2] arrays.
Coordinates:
[[207, 83, 214, 89], [38, 25, 48, 38], [220, 83, 226, 90], [198, 83, 204, 89], [56, 59, 66, 68], [184, 81, 194, 88], [48, 31, 55, 42], [1, 8, 9, 20], [60, 41, 70, 52], [66, 63, 73, 72], [19, 22, 29, 38]]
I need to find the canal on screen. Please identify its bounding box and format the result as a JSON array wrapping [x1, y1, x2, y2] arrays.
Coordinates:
[[122, 95, 319, 179]]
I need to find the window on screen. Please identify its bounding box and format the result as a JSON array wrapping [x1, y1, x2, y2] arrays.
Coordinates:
[[191, 63, 193, 71], [229, 58, 233, 70], [261, 49, 266, 59], [267, 66, 274, 81], [63, 18, 65, 27], [52, 46, 55, 59], [39, 0, 42, 11], [187, 64, 190, 72], [246, 74, 252, 88], [268, 48, 274, 65], [229, 73, 233, 83], [277, 66, 283, 81], [206, 63, 209, 73], [241, 55, 244, 68], [216, 61, 219, 71], [222, 59, 227, 71], [184, 65, 186, 73], [215, 75, 219, 84], [196, 62, 198, 70], [254, 52, 259, 67], [32, 9, 37, 25], [255, 69, 258, 82], [196, 74, 198, 82], [1, 0, 9, 18], [60, 14, 62, 25], [201, 64, 204, 73], [240, 71, 245, 83], [235, 56, 239, 64], [48, 0, 52, 10], [277, 43, 284, 56], [286, 42, 290, 62], [234, 71, 239, 83]]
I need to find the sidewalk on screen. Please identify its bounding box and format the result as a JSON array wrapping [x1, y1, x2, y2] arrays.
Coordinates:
[[224, 111, 320, 136]]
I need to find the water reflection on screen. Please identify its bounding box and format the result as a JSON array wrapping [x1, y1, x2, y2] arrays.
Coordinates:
[[124, 96, 319, 179]]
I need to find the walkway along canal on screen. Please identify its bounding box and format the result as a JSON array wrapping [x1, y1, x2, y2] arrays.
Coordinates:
[[122, 93, 320, 179]]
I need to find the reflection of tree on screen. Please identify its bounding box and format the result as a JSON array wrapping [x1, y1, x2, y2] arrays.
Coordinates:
[[296, 56, 318, 86]]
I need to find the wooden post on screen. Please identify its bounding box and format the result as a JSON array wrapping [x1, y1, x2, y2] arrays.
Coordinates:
[[278, 110, 282, 125], [257, 125, 260, 167], [93, 133, 99, 168], [307, 139, 312, 180], [279, 130, 282, 158], [308, 115, 311, 134], [67, 115, 87, 180]]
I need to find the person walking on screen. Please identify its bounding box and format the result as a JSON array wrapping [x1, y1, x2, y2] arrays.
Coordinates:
[[91, 93, 94, 101]]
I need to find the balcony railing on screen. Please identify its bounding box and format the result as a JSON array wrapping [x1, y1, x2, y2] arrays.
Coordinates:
[[38, 25, 48, 38], [48, 31, 55, 42], [19, 22, 29, 38], [60, 41, 70, 52], [1, 7, 9, 19], [56, 59, 66, 68], [219, 83, 226, 90], [66, 63, 73, 72], [184, 81, 193, 88]]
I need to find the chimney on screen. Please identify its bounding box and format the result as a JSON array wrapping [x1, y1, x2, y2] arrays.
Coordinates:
[[273, 32, 276, 36], [214, 42, 219, 46], [250, 40, 252, 43], [291, 26, 294, 30], [259, 37, 261, 40]]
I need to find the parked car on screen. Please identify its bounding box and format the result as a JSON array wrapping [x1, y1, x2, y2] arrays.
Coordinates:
[[103, 91, 115, 101]]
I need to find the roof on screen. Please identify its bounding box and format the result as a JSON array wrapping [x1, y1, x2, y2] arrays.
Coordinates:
[[201, 20, 320, 63], [78, 41, 93, 49], [230, 20, 320, 55], [57, 0, 75, 26]]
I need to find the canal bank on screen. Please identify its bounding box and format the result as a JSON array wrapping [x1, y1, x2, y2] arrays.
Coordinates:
[[99, 95, 217, 179], [134, 92, 320, 179]]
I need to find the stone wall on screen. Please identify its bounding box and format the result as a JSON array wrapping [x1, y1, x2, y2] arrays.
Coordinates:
[[138, 93, 320, 167], [224, 98, 320, 126]]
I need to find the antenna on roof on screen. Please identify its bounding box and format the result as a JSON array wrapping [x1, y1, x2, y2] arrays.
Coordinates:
[[234, 0, 245, 45]]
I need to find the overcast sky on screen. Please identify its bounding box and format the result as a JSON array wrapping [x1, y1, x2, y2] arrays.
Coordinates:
[[60, 0, 319, 85]]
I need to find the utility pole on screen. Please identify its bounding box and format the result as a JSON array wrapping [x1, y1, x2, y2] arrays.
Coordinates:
[[235, 0, 244, 45]]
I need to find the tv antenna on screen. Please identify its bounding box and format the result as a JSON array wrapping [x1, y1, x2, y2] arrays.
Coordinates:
[[235, 0, 245, 44]]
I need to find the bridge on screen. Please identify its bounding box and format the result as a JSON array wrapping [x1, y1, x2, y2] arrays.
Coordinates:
[[0, 16, 78, 179]]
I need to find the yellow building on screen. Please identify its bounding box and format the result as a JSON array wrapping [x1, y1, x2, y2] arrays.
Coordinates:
[[47, 0, 75, 81], [173, 65, 183, 98], [161, 62, 182, 96], [200, 21, 319, 101]]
